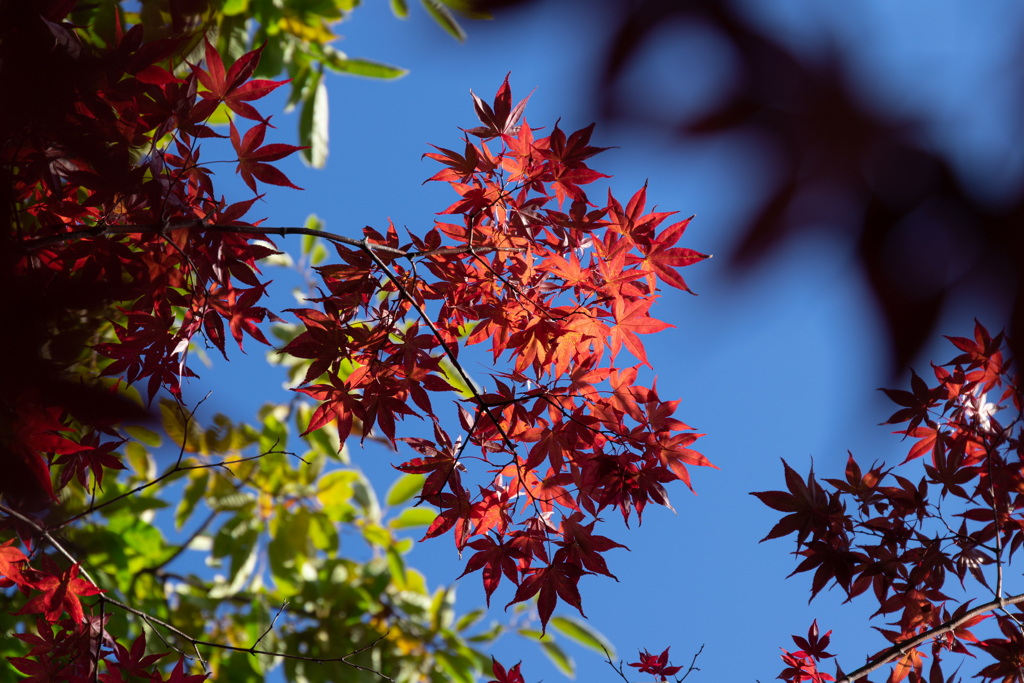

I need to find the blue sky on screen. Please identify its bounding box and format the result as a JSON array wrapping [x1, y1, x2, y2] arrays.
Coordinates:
[[185, 2, 1023, 681]]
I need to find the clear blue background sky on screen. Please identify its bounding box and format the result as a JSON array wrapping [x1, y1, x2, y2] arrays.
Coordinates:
[[187, 2, 1024, 681]]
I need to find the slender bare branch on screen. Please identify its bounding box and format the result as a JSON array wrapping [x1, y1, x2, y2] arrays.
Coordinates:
[[0, 502, 100, 588]]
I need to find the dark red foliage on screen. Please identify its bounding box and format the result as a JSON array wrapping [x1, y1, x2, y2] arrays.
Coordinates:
[[0, 0, 713, 676], [629, 647, 684, 680], [755, 325, 1024, 683]]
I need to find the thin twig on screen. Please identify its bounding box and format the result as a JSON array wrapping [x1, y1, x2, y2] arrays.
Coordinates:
[[252, 601, 289, 650], [677, 644, 703, 682], [0, 502, 101, 588]]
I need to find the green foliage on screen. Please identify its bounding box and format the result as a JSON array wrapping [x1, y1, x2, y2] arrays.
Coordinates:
[[69, 0, 484, 168], [20, 394, 569, 681]]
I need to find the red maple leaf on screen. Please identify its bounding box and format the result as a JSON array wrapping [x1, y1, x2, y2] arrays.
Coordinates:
[[790, 620, 834, 661], [458, 535, 523, 605], [750, 460, 846, 548], [53, 434, 125, 491], [629, 647, 683, 680], [102, 632, 165, 682], [230, 120, 305, 193], [18, 560, 104, 628], [0, 539, 29, 587], [161, 657, 210, 682], [465, 73, 531, 140], [395, 436, 467, 502], [505, 561, 588, 634], [607, 297, 672, 366], [628, 215, 709, 293], [553, 511, 628, 579], [191, 40, 284, 122], [542, 122, 611, 168], [487, 658, 525, 683], [422, 139, 484, 183]]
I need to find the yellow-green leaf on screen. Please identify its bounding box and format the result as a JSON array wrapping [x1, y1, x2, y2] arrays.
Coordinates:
[[421, 0, 465, 42], [541, 640, 574, 677], [386, 472, 425, 506], [389, 507, 436, 529], [299, 69, 329, 168], [550, 615, 614, 656]]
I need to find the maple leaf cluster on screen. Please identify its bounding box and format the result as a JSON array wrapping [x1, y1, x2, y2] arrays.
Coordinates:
[[0, 1, 300, 677], [281, 74, 712, 631], [1, 0, 713, 677], [0, 541, 199, 681], [629, 646, 685, 681], [754, 322, 1024, 683]]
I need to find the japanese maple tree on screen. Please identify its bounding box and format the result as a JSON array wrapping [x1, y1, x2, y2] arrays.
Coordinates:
[[0, 0, 711, 680], [753, 322, 1024, 683]]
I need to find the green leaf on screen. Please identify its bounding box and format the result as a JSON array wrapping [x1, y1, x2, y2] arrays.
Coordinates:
[[440, 357, 478, 399], [454, 608, 484, 632], [388, 507, 436, 529], [309, 43, 405, 78], [225, 529, 260, 595], [175, 471, 209, 529], [467, 620, 503, 643], [362, 522, 391, 548], [218, 13, 250, 64], [430, 586, 455, 631], [390, 0, 409, 18], [300, 68, 329, 168], [331, 56, 407, 79], [386, 472, 425, 506], [124, 441, 154, 479], [308, 512, 339, 552], [310, 242, 329, 266], [352, 476, 381, 521], [421, 0, 466, 42], [301, 216, 323, 256], [386, 545, 406, 585], [160, 398, 201, 452], [318, 469, 359, 521], [550, 615, 614, 657], [434, 650, 474, 683], [541, 640, 575, 677], [222, 0, 249, 14], [124, 424, 161, 448]]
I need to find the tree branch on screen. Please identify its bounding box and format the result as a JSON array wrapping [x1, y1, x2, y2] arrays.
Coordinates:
[[99, 595, 395, 680], [837, 592, 1024, 683], [19, 221, 524, 259]]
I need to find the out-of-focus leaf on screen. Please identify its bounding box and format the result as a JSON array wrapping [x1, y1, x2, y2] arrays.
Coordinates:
[[386, 545, 406, 584], [124, 441, 154, 479], [430, 586, 455, 631], [390, 0, 409, 18], [222, 0, 249, 15], [454, 608, 484, 632], [421, 0, 466, 42], [434, 650, 475, 683], [160, 398, 201, 451], [309, 512, 339, 552], [389, 506, 436, 529], [329, 56, 407, 79], [386, 472, 425, 506], [541, 640, 574, 677], [176, 471, 209, 529], [362, 521, 391, 548], [300, 68, 329, 168], [550, 615, 614, 656], [124, 424, 161, 447]]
